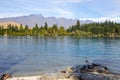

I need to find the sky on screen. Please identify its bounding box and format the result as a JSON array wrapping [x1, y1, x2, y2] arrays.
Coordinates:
[[0, 0, 120, 22]]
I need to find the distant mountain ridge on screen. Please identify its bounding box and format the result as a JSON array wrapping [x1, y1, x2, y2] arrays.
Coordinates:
[[0, 14, 93, 28]]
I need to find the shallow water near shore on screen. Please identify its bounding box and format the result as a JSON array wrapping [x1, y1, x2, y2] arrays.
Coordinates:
[[0, 36, 120, 76]]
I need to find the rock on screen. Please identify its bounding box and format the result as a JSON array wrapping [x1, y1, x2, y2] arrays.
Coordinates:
[[69, 72, 120, 80], [67, 63, 120, 80], [70, 75, 82, 80], [0, 74, 12, 80], [74, 63, 110, 74], [1, 63, 119, 80], [92, 63, 100, 66], [66, 67, 74, 73], [96, 67, 109, 74], [61, 70, 66, 73], [55, 72, 69, 79], [81, 73, 120, 80], [81, 73, 110, 80], [40, 73, 57, 80]]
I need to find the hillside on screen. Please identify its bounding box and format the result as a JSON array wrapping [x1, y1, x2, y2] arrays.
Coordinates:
[[0, 22, 22, 29]]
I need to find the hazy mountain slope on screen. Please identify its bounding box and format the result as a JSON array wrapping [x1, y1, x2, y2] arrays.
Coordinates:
[[0, 14, 93, 28], [0, 21, 22, 29]]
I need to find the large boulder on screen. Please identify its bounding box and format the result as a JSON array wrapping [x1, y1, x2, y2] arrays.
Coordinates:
[[62, 63, 120, 80]]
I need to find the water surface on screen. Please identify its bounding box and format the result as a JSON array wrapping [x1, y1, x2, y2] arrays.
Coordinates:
[[0, 36, 120, 76]]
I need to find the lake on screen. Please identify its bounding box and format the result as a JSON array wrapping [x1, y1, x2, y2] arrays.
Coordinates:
[[0, 36, 120, 76]]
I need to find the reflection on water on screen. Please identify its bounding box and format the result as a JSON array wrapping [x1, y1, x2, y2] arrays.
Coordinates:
[[0, 36, 120, 75]]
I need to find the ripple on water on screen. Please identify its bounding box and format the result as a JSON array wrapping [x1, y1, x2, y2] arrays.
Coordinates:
[[0, 36, 120, 75]]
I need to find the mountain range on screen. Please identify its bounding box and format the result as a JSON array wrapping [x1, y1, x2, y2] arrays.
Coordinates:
[[0, 14, 93, 28]]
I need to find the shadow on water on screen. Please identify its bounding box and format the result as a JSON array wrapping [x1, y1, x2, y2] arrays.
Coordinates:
[[0, 37, 29, 74], [0, 54, 27, 75]]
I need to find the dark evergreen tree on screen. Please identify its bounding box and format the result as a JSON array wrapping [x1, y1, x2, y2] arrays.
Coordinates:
[[76, 20, 80, 29], [44, 22, 48, 30]]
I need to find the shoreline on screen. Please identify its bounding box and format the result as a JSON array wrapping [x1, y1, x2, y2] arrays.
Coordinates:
[[7, 76, 42, 80], [3, 63, 120, 80], [6, 72, 70, 80], [6, 71, 120, 80]]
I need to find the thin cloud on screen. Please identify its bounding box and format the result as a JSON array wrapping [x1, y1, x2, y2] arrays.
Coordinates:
[[85, 0, 120, 18], [55, 0, 82, 3], [0, 0, 120, 22], [23, 7, 75, 19], [81, 17, 120, 22], [54, 8, 75, 18], [55, 0, 92, 3]]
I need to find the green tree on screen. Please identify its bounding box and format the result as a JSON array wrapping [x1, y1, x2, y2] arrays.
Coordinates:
[[19, 24, 24, 32], [25, 25, 29, 35], [59, 26, 66, 35], [0, 26, 5, 35], [44, 22, 48, 30], [76, 20, 80, 29]]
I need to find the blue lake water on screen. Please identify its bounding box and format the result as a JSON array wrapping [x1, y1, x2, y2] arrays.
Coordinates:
[[0, 36, 120, 76]]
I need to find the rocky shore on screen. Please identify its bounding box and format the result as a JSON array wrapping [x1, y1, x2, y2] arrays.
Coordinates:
[[1, 63, 120, 80]]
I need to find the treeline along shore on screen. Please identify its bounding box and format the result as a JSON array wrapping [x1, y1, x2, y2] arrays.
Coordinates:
[[0, 21, 120, 37]]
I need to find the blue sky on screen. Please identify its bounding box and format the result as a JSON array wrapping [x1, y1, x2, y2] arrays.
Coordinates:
[[0, 0, 120, 22]]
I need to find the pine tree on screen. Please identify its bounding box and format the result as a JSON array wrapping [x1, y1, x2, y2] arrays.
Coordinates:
[[44, 22, 48, 30], [76, 20, 80, 30]]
